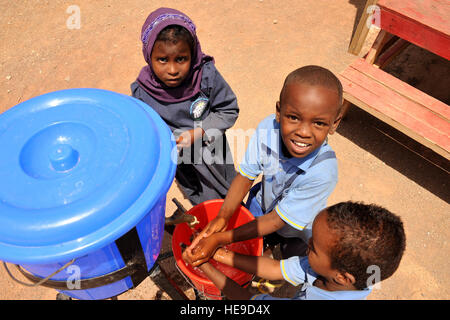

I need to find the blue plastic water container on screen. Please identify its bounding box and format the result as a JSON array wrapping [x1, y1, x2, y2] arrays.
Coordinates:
[[0, 88, 177, 299]]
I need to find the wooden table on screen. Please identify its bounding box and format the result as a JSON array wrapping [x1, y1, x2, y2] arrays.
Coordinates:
[[378, 0, 450, 60]]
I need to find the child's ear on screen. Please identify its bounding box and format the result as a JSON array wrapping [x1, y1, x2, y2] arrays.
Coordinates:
[[276, 101, 281, 122], [334, 271, 356, 287], [328, 111, 343, 135]]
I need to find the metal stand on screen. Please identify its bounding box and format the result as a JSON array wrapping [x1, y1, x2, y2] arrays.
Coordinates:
[[149, 198, 198, 300], [53, 237, 189, 301], [144, 198, 192, 300], [56, 292, 72, 300], [148, 259, 189, 300]]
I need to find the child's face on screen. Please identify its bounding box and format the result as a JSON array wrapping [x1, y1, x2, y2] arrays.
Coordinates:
[[308, 210, 358, 290], [150, 39, 192, 87], [276, 82, 341, 158], [307, 210, 339, 281]]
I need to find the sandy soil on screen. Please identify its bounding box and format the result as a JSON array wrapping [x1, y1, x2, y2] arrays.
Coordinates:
[[0, 0, 448, 300]]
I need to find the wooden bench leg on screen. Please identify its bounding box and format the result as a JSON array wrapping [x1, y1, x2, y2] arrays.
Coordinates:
[[376, 38, 410, 69], [348, 0, 379, 55], [365, 29, 394, 65]]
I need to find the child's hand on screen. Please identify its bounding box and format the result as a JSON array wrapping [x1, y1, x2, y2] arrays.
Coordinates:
[[185, 233, 222, 267], [182, 247, 195, 265], [176, 128, 204, 148], [187, 216, 228, 251]]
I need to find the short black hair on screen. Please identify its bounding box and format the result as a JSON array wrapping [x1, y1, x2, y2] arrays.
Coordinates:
[[325, 201, 406, 290], [156, 25, 195, 54], [280, 65, 343, 110]]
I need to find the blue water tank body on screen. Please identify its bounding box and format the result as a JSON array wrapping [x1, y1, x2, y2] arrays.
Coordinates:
[[21, 197, 166, 300], [0, 89, 176, 299]]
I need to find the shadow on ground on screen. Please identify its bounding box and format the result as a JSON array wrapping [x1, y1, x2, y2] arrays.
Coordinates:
[[337, 107, 450, 203]]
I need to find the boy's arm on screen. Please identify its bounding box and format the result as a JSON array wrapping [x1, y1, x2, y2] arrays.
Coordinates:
[[213, 247, 284, 281], [188, 173, 254, 250], [216, 173, 254, 221], [213, 248, 312, 289], [187, 210, 286, 267], [198, 262, 253, 300], [188, 115, 265, 253]]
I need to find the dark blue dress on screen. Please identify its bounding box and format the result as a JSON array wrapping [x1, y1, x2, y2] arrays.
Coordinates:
[[131, 61, 239, 205]]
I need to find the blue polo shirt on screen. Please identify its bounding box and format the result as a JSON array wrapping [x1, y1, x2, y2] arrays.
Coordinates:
[[238, 114, 338, 239], [251, 256, 372, 300]]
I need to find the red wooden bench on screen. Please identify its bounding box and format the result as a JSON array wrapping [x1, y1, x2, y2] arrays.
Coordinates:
[[340, 0, 450, 160], [339, 58, 450, 160]]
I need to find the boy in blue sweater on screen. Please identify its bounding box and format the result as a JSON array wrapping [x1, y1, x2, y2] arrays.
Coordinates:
[[183, 201, 406, 300]]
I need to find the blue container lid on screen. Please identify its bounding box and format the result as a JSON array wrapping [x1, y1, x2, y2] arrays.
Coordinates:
[[0, 88, 176, 264]]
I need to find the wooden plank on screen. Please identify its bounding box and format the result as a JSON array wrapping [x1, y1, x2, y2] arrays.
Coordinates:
[[340, 76, 450, 159], [340, 75, 450, 151], [351, 58, 450, 120], [348, 0, 379, 55], [341, 66, 449, 135], [378, 1, 450, 60]]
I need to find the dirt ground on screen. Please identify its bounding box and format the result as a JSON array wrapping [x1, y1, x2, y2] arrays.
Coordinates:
[[0, 0, 448, 300]]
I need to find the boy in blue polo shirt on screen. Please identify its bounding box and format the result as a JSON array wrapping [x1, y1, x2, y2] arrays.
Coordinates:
[[186, 65, 343, 263], [182, 201, 406, 300]]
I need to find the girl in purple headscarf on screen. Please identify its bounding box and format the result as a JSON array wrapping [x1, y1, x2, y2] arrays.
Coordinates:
[[131, 7, 239, 206]]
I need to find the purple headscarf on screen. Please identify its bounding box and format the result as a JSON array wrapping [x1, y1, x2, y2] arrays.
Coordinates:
[[136, 7, 214, 103]]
